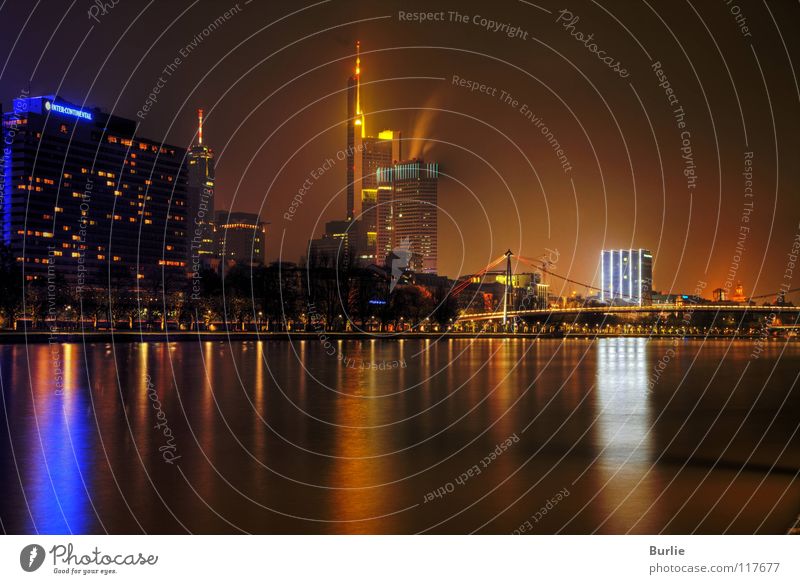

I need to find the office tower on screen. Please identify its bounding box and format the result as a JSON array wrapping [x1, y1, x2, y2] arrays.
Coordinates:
[[345, 41, 363, 222], [375, 181, 394, 264], [376, 160, 439, 274], [600, 248, 653, 305], [536, 282, 550, 309], [357, 131, 401, 264], [308, 219, 353, 268], [345, 42, 402, 263], [1, 95, 187, 286], [214, 211, 266, 267], [186, 108, 216, 271]]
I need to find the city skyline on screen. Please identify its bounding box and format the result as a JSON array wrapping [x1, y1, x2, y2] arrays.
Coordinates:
[[1, 0, 796, 296], [1, 0, 800, 556]]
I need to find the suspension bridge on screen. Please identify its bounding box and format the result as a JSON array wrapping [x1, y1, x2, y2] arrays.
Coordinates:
[[448, 250, 800, 326]]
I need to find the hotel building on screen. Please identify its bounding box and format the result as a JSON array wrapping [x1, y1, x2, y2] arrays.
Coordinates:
[[1, 95, 187, 286]]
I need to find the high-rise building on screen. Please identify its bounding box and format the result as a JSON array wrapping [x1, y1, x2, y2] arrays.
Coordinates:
[[377, 160, 439, 274], [307, 219, 353, 268], [600, 248, 653, 305], [536, 283, 550, 309], [215, 211, 266, 267], [375, 181, 394, 264], [186, 108, 215, 272], [345, 42, 363, 223], [1, 95, 187, 286], [345, 42, 401, 264], [357, 131, 401, 263]]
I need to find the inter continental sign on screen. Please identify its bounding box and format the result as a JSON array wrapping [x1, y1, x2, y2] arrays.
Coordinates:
[[44, 100, 93, 121]]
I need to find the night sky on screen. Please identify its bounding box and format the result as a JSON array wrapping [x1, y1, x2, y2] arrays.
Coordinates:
[[1, 0, 798, 298]]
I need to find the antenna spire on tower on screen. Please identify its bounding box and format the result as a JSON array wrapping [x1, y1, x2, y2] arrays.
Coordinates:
[[197, 108, 204, 146], [355, 41, 365, 137]]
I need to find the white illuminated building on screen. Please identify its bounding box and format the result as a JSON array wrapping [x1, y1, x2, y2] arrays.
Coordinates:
[[600, 249, 653, 305]]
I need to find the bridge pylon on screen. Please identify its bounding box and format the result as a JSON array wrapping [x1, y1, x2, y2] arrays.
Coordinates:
[[503, 249, 513, 327]]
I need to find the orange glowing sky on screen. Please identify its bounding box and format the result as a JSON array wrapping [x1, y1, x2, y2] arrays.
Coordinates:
[[2, 0, 798, 298]]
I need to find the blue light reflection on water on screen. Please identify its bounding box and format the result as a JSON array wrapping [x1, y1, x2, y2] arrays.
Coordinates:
[[26, 344, 94, 534]]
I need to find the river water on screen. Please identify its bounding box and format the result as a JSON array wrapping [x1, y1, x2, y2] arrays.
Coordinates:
[[1, 338, 798, 534]]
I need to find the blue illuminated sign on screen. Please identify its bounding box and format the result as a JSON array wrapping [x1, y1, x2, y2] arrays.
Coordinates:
[[44, 100, 93, 121], [369, 299, 387, 305]]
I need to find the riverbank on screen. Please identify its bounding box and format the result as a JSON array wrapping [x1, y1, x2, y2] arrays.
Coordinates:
[[0, 330, 793, 344]]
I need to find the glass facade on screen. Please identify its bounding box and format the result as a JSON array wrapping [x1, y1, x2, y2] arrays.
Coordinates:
[[600, 248, 652, 305], [376, 160, 439, 274], [1, 95, 187, 285]]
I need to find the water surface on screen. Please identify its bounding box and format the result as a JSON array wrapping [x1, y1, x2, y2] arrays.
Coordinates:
[[1, 338, 798, 534]]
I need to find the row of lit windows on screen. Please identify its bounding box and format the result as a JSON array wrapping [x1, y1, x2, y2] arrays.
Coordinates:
[[23, 176, 57, 185], [106, 135, 176, 156], [16, 229, 54, 238], [220, 223, 264, 231]]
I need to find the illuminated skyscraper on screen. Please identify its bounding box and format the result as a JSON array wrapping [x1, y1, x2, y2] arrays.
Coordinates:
[[345, 41, 364, 222], [1, 95, 187, 285], [215, 211, 266, 267], [186, 108, 216, 271], [345, 42, 402, 264], [600, 248, 653, 305], [308, 219, 353, 268], [377, 160, 439, 274]]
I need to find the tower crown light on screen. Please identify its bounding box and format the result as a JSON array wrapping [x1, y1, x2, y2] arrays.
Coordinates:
[[197, 108, 204, 145], [355, 41, 365, 137]]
